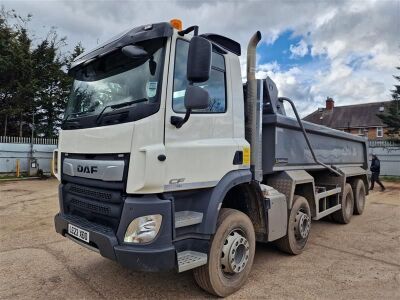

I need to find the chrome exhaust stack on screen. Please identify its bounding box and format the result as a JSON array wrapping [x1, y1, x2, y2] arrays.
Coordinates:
[[245, 31, 263, 181]]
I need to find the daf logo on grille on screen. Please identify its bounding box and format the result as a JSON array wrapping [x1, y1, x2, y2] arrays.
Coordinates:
[[77, 165, 98, 174]]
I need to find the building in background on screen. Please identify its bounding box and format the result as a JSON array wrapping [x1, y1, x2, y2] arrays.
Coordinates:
[[303, 98, 390, 140]]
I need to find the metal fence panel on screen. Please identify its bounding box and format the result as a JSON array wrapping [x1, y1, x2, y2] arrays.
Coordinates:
[[0, 137, 58, 175], [368, 141, 400, 176], [1, 136, 399, 176]]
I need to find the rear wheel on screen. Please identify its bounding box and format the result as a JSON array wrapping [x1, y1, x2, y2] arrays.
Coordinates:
[[352, 179, 366, 215], [193, 208, 255, 297], [332, 183, 354, 224], [276, 195, 311, 255]]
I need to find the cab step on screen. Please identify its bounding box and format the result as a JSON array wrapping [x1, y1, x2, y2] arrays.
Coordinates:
[[177, 250, 207, 272], [175, 211, 203, 228]]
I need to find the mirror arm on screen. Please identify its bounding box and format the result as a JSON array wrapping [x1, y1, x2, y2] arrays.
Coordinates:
[[171, 81, 195, 129], [171, 109, 191, 129], [178, 26, 199, 37]]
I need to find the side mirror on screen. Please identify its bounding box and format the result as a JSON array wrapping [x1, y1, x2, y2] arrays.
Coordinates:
[[184, 86, 209, 110], [187, 36, 212, 83], [121, 45, 149, 59], [171, 86, 210, 128], [170, 36, 212, 129]]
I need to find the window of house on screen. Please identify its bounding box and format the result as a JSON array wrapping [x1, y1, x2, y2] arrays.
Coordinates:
[[172, 39, 226, 113], [358, 128, 368, 136], [376, 127, 383, 138]]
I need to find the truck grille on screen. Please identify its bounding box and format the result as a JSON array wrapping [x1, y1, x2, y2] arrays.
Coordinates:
[[70, 198, 112, 216], [69, 184, 113, 201], [60, 153, 129, 232], [62, 182, 124, 231]]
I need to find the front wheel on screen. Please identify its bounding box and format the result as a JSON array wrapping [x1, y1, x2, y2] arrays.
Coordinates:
[[193, 208, 255, 297]]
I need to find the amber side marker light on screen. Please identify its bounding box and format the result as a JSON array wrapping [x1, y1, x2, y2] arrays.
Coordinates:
[[170, 19, 183, 31]]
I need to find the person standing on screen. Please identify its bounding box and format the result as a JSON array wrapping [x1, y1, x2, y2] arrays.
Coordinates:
[[370, 154, 385, 191]]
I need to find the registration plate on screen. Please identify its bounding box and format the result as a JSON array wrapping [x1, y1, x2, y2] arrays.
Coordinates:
[[68, 224, 89, 243]]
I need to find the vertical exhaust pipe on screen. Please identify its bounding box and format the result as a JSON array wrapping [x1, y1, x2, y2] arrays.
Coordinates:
[[245, 31, 262, 181]]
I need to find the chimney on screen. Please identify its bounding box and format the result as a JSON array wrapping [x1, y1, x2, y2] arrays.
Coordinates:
[[326, 97, 334, 110]]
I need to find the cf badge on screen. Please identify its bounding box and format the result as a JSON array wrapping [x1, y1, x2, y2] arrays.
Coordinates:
[[169, 178, 185, 184]]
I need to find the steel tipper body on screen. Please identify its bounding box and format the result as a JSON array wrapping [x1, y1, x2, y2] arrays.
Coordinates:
[[262, 107, 369, 173], [54, 20, 369, 297]]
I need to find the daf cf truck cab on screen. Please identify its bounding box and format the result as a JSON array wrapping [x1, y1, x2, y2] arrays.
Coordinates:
[[54, 20, 369, 297]]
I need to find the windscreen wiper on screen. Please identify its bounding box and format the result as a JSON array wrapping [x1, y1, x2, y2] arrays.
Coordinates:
[[96, 98, 148, 125], [62, 109, 95, 126]]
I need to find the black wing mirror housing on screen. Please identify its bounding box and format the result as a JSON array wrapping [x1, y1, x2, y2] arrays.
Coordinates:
[[171, 36, 212, 128], [184, 86, 209, 110], [187, 36, 212, 83], [171, 86, 210, 128]]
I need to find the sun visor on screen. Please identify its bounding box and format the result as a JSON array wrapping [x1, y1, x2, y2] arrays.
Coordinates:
[[68, 22, 173, 76], [200, 33, 241, 56]]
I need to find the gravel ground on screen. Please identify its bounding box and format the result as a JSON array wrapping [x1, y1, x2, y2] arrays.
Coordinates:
[[0, 179, 399, 299]]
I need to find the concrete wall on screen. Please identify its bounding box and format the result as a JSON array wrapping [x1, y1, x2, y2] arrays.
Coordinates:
[[0, 137, 57, 175]]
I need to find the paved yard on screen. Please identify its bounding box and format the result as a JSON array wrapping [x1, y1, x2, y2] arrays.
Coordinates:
[[0, 179, 399, 299]]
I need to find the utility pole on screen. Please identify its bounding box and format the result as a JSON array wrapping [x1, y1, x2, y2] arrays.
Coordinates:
[[29, 112, 35, 176]]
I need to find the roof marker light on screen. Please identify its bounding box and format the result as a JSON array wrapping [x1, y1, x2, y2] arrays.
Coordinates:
[[170, 19, 183, 31]]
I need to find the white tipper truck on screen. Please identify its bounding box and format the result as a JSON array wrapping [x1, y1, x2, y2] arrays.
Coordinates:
[[53, 20, 369, 296]]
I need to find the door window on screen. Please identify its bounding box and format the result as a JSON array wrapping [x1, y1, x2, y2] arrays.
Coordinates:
[[172, 39, 226, 113]]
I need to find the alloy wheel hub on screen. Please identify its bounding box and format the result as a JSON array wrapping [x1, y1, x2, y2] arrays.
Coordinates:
[[295, 211, 311, 240], [221, 231, 250, 274]]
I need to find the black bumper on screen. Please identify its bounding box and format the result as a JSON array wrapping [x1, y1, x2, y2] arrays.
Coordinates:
[[54, 195, 176, 272]]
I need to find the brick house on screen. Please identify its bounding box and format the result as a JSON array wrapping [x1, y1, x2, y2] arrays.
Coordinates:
[[303, 98, 391, 140]]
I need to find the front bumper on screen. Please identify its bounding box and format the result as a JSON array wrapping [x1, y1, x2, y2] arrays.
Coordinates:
[[54, 195, 176, 272]]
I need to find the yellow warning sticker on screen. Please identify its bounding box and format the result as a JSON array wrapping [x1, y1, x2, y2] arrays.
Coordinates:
[[243, 147, 250, 165]]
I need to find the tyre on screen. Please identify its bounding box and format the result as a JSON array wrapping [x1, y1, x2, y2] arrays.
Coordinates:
[[276, 195, 311, 255], [193, 208, 256, 297], [332, 183, 354, 224], [352, 179, 366, 215]]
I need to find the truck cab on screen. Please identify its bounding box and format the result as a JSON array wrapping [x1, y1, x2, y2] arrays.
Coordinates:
[[54, 20, 369, 297]]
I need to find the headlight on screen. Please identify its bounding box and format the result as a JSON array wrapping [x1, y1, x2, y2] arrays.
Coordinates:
[[124, 214, 162, 244]]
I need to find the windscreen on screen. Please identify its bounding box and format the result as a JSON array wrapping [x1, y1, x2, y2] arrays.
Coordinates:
[[63, 38, 166, 128]]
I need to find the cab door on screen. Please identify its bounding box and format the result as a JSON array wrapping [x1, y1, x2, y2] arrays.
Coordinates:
[[164, 36, 238, 192]]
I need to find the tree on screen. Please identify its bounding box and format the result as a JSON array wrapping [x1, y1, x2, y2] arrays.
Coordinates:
[[0, 7, 85, 138], [0, 8, 33, 136], [378, 67, 400, 140]]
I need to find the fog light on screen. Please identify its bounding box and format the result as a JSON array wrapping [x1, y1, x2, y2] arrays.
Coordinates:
[[124, 214, 162, 244]]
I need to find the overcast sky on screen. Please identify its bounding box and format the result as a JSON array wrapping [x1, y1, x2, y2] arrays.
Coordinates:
[[2, 0, 400, 116]]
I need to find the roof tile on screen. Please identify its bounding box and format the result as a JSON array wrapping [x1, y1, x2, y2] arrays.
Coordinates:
[[303, 101, 390, 128]]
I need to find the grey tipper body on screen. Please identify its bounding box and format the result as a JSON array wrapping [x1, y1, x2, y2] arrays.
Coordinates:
[[53, 22, 370, 297]]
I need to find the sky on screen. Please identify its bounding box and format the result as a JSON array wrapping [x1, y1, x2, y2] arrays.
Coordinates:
[[2, 0, 400, 117]]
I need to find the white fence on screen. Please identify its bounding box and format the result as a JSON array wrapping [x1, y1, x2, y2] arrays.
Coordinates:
[[0, 136, 58, 145], [0, 136, 58, 175]]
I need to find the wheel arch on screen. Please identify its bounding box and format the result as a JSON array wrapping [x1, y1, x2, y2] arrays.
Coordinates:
[[294, 182, 317, 217], [266, 170, 316, 213], [201, 170, 253, 234], [220, 181, 267, 240]]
